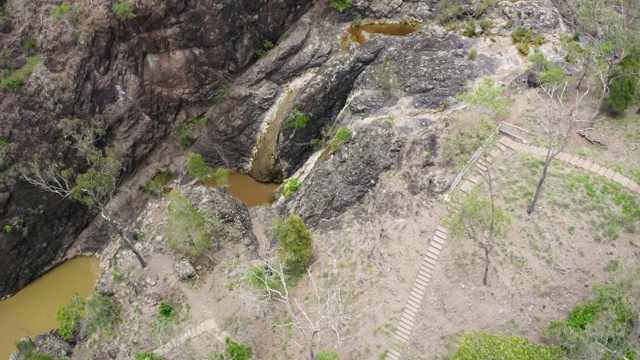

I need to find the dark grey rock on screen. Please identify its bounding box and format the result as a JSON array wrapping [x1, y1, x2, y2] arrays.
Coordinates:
[[282, 124, 393, 226]]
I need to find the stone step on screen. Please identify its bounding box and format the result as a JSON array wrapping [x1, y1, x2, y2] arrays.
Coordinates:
[[425, 251, 438, 262], [399, 318, 414, 332], [404, 302, 418, 314], [411, 286, 425, 298], [394, 331, 408, 343], [386, 348, 400, 360], [401, 312, 416, 325], [437, 225, 448, 234], [415, 275, 429, 287], [407, 297, 421, 309], [396, 324, 411, 338], [426, 248, 440, 259], [404, 306, 418, 318], [430, 239, 443, 251], [414, 281, 427, 292], [408, 292, 423, 305]]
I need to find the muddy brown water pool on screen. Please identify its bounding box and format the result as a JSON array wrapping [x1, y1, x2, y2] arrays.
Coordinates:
[[0, 257, 101, 359], [347, 23, 420, 44], [204, 173, 279, 207]]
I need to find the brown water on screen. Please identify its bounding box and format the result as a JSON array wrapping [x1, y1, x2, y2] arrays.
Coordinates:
[[204, 173, 278, 207], [0, 257, 101, 359], [348, 23, 420, 44]]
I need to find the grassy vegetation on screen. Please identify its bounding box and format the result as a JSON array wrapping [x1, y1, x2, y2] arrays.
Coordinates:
[[373, 57, 398, 97], [330, 0, 351, 12], [15, 339, 54, 360], [451, 332, 564, 359], [149, 301, 190, 346], [84, 294, 120, 337], [174, 115, 207, 149], [511, 26, 546, 55], [187, 153, 227, 185], [497, 153, 639, 242], [112, 0, 135, 21]]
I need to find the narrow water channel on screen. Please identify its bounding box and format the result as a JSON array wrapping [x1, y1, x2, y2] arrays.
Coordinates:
[[347, 23, 420, 44], [204, 173, 279, 207], [0, 257, 101, 359]]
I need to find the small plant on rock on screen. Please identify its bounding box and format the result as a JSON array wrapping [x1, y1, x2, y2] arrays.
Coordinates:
[[285, 105, 308, 130], [283, 178, 301, 199], [187, 153, 214, 181], [272, 214, 314, 276], [158, 301, 175, 319], [56, 293, 85, 341], [112, 0, 135, 21], [331, 0, 351, 12], [331, 127, 353, 150]]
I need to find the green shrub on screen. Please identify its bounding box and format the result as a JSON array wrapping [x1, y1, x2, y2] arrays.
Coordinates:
[[605, 48, 640, 114], [134, 353, 165, 360], [469, 48, 478, 61], [283, 178, 301, 199], [211, 82, 230, 105], [22, 35, 35, 52], [353, 13, 362, 26], [285, 105, 308, 130], [437, 0, 464, 25], [14, 340, 53, 360], [330, 0, 351, 12], [158, 301, 175, 318], [209, 337, 253, 360], [141, 179, 163, 195], [187, 153, 214, 181], [84, 295, 120, 336], [55, 293, 85, 341], [273, 214, 313, 276], [452, 332, 564, 359], [512, 26, 545, 46], [1, 55, 41, 91], [1, 72, 22, 91], [112, 0, 135, 21], [166, 190, 215, 257], [331, 127, 353, 150], [545, 284, 636, 359]]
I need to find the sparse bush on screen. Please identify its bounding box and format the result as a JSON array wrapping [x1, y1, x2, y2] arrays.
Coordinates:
[[187, 153, 214, 181], [463, 19, 477, 37], [283, 178, 301, 199], [330, 0, 351, 12], [441, 115, 495, 170], [272, 214, 314, 276], [211, 83, 230, 105], [331, 127, 353, 150], [478, 18, 493, 33], [84, 295, 120, 336], [140, 171, 173, 196], [512, 26, 545, 46], [22, 35, 35, 52], [469, 48, 478, 61], [285, 105, 308, 130], [14, 339, 53, 360], [51, 2, 82, 24], [457, 77, 513, 117], [353, 13, 362, 26], [254, 40, 274, 58], [112, 0, 135, 21], [437, 0, 464, 25], [56, 293, 85, 341], [209, 338, 253, 360], [1, 55, 41, 91], [373, 57, 398, 97], [174, 115, 207, 149], [452, 332, 564, 359], [213, 167, 229, 187]]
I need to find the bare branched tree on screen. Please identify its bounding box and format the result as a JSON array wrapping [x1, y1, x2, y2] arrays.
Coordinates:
[[527, 82, 595, 216], [246, 260, 349, 360]]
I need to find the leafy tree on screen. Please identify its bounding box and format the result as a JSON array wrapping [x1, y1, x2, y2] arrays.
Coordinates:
[[445, 172, 510, 285], [456, 77, 513, 118], [112, 0, 135, 21], [452, 332, 564, 359], [273, 214, 314, 276], [21, 119, 147, 267], [56, 293, 85, 341]]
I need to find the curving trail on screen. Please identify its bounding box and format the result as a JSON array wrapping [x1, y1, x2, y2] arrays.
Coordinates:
[[386, 135, 640, 359]]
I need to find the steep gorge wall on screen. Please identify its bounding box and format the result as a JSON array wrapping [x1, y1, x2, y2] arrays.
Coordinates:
[[0, 0, 311, 298]]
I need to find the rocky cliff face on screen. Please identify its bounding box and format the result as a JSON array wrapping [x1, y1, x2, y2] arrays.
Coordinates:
[[0, 0, 311, 298]]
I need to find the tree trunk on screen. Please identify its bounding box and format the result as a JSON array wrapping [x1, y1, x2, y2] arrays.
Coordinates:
[[528, 159, 550, 216], [116, 227, 147, 268], [576, 72, 586, 90], [101, 211, 147, 268], [483, 247, 490, 286]]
